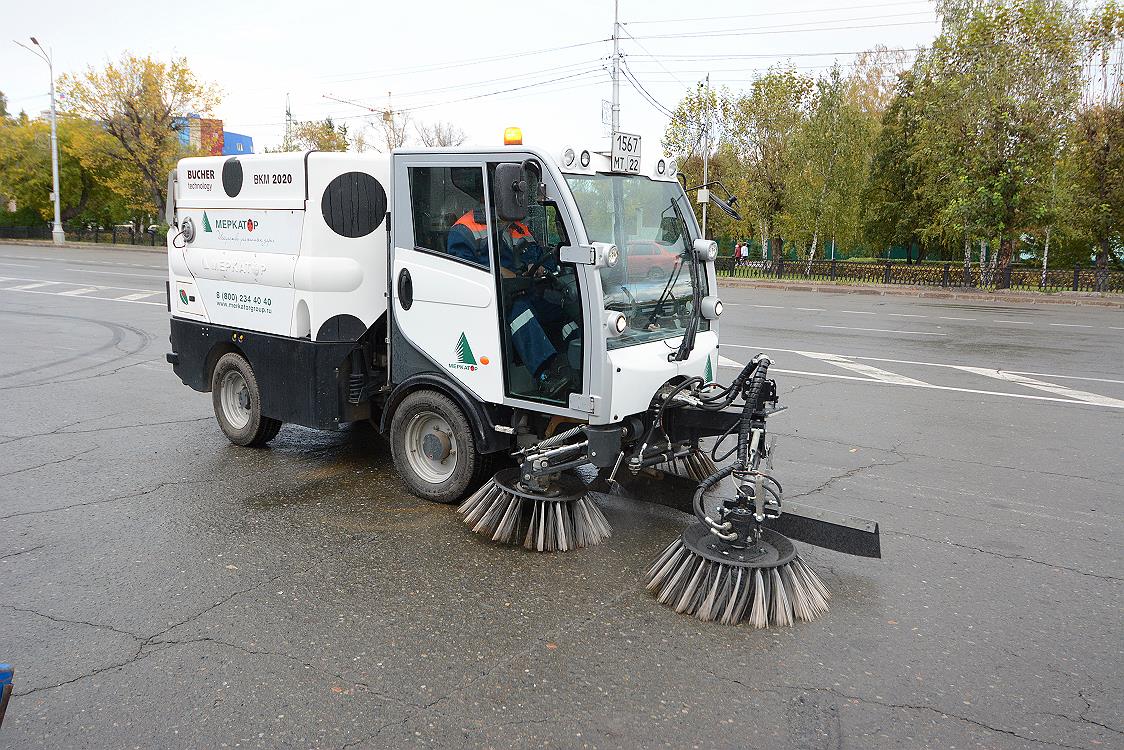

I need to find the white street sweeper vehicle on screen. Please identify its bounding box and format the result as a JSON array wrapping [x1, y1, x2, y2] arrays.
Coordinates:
[[165, 132, 880, 627]]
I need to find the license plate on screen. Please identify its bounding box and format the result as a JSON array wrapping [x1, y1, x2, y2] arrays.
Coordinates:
[[611, 132, 642, 174]]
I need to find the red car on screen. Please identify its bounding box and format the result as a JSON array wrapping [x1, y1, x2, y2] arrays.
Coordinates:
[[626, 241, 682, 281]]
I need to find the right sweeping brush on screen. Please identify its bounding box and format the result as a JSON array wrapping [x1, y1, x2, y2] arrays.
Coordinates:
[[645, 522, 829, 627], [645, 354, 831, 627]]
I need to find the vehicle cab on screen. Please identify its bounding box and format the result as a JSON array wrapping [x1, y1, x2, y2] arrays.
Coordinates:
[[388, 140, 721, 430]]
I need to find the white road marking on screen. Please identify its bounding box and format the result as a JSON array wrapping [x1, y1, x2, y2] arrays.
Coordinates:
[[839, 310, 876, 315], [65, 267, 166, 280], [951, 366, 1124, 408], [816, 324, 948, 336], [1047, 323, 1092, 328], [749, 304, 784, 309], [117, 292, 160, 301], [0, 274, 161, 294], [56, 287, 100, 296], [795, 307, 825, 311], [997, 320, 1033, 324], [1112, 326, 1124, 331], [1005, 370, 1124, 385], [7, 282, 60, 290], [0, 262, 37, 268], [720, 345, 1124, 409], [887, 313, 926, 318], [794, 350, 930, 386], [0, 287, 163, 306], [939, 316, 976, 321], [736, 345, 1124, 385]]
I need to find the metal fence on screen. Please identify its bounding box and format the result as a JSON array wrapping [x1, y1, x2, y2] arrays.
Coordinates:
[[0, 224, 167, 247], [716, 257, 1124, 294]]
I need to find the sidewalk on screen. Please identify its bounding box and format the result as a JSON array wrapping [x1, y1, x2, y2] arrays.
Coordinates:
[[718, 276, 1124, 309], [0, 238, 165, 254]]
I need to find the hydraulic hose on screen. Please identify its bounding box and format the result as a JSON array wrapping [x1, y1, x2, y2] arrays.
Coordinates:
[[736, 357, 771, 469]]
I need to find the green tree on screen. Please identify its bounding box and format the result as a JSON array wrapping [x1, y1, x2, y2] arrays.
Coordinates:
[[922, 0, 1084, 287], [0, 113, 125, 225], [275, 117, 352, 151], [723, 66, 814, 258], [59, 54, 219, 218]]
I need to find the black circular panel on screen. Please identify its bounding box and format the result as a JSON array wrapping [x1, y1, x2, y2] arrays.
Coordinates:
[[222, 158, 243, 197], [321, 171, 387, 238]]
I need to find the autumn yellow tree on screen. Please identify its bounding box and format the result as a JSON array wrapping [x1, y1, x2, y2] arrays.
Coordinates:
[[59, 54, 218, 218]]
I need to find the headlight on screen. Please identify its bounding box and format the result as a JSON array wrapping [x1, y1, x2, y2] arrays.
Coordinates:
[[656, 158, 666, 175], [605, 245, 620, 267], [693, 239, 718, 262], [604, 310, 627, 337], [701, 296, 723, 320], [562, 148, 576, 167], [580, 150, 591, 168]]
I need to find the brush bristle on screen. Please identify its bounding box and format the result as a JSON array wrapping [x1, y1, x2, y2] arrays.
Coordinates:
[[655, 450, 719, 483], [644, 538, 829, 627], [457, 478, 611, 552]]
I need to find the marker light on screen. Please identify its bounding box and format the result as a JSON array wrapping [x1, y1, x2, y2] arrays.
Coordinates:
[[701, 296, 723, 320], [562, 148, 576, 167], [504, 127, 523, 145], [656, 159, 666, 175], [605, 245, 620, 267], [667, 159, 677, 175], [693, 239, 719, 262], [580, 149, 591, 168], [604, 310, 627, 337]]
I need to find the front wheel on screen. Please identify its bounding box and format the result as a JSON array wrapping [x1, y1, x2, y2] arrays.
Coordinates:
[[390, 390, 493, 503], [211, 352, 282, 447]]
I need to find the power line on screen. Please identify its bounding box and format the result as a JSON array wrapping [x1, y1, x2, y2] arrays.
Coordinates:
[[345, 59, 604, 102], [317, 38, 609, 84], [623, 1, 934, 25], [630, 17, 938, 41], [621, 61, 675, 118]]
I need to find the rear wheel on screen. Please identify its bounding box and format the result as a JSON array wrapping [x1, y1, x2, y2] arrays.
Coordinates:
[[211, 352, 282, 447], [390, 390, 493, 503]]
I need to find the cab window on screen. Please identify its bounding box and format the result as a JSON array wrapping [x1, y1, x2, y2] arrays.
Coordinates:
[[408, 166, 489, 269]]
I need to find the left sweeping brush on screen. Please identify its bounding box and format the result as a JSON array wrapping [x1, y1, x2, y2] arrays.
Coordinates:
[[458, 468, 612, 552]]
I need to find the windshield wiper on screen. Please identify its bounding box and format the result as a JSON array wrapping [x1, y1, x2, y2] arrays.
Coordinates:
[[648, 199, 690, 328], [672, 192, 703, 362]]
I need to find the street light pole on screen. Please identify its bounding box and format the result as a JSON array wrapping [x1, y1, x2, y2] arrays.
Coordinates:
[[17, 37, 64, 245]]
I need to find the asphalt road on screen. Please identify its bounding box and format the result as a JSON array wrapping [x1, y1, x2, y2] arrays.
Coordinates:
[[1, 244, 1121, 749]]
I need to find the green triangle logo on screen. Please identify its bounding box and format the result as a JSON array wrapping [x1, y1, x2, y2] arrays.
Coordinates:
[[201, 211, 212, 232], [455, 332, 476, 365], [704, 355, 713, 382]]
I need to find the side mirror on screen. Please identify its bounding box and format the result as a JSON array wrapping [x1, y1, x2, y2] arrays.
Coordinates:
[[710, 193, 742, 221], [495, 162, 536, 222]]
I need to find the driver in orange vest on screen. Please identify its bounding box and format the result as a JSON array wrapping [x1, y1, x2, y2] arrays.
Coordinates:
[[448, 207, 575, 397]]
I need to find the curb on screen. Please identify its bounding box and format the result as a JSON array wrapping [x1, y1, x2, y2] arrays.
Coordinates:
[[717, 277, 1124, 309], [0, 239, 165, 254]]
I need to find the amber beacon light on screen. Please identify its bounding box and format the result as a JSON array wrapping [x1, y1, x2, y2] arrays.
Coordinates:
[[503, 127, 523, 146]]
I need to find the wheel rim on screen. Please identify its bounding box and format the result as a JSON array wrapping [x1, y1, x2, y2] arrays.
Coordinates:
[[220, 370, 251, 430], [404, 410, 457, 484]]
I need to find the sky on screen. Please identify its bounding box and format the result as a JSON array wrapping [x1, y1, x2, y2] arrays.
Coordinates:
[[2, 0, 944, 155]]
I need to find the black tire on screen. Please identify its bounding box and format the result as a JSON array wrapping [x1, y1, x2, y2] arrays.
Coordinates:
[[211, 352, 282, 447], [390, 389, 495, 503]]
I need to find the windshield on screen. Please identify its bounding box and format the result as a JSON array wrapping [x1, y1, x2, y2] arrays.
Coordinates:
[[565, 174, 708, 349]]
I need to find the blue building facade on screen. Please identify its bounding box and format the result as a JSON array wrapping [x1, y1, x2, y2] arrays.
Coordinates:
[[222, 131, 253, 156]]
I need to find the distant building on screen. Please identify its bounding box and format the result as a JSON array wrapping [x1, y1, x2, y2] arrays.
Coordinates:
[[222, 131, 253, 156], [173, 114, 253, 156]]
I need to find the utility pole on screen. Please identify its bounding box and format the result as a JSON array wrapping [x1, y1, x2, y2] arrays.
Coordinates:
[[611, 0, 620, 135], [284, 93, 292, 149], [17, 37, 64, 245], [701, 75, 710, 239]]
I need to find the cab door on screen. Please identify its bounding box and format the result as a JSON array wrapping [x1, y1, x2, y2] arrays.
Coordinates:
[[390, 151, 590, 419], [390, 155, 504, 404]]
